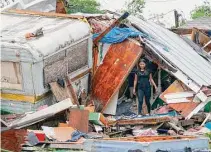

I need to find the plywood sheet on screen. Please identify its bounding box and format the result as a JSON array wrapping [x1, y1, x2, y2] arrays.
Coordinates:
[[68, 109, 89, 133], [1, 61, 22, 90], [160, 80, 199, 117], [54, 127, 75, 142], [92, 40, 142, 111]]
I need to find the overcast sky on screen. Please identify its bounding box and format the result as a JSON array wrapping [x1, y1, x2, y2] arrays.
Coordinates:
[[98, 0, 208, 27]]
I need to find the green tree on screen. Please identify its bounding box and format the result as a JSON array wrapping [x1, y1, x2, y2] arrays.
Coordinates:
[[191, 0, 211, 19], [125, 0, 145, 17], [67, 0, 102, 14]]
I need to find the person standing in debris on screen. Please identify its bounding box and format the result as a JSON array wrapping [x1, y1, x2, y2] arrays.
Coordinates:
[[133, 59, 158, 115]]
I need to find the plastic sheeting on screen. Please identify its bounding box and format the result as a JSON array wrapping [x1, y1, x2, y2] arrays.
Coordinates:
[[93, 27, 147, 44], [0, 0, 56, 12]]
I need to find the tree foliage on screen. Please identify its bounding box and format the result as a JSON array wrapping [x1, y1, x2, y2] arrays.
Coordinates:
[[67, 0, 102, 14], [125, 0, 145, 17], [191, 0, 211, 19]]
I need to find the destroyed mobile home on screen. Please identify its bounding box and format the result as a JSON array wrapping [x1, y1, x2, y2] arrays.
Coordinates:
[[1, 9, 211, 152]]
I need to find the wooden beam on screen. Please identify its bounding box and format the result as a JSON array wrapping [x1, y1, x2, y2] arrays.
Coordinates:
[[3, 9, 84, 19], [92, 12, 129, 75], [65, 77, 80, 108], [70, 68, 91, 82]]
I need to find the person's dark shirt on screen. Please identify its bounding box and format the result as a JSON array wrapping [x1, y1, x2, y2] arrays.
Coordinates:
[[136, 69, 151, 89]]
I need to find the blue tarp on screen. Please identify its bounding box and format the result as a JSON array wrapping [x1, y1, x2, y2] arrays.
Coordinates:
[[205, 122, 211, 130], [93, 27, 148, 44]]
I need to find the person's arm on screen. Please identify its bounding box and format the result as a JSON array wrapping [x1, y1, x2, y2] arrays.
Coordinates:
[[133, 74, 138, 95], [149, 73, 158, 91]]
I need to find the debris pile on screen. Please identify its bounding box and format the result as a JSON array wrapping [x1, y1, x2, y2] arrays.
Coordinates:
[[1, 8, 211, 152]]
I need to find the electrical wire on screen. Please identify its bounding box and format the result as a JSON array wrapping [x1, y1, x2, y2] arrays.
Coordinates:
[[147, 9, 175, 20]]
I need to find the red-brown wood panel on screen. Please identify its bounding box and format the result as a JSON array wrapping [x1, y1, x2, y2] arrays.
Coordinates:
[[1, 129, 27, 152], [68, 109, 89, 133], [160, 80, 199, 117], [92, 40, 143, 111]]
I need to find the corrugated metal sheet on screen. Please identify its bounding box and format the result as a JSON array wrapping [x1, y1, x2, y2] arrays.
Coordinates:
[[129, 16, 211, 87], [0, 12, 91, 62]]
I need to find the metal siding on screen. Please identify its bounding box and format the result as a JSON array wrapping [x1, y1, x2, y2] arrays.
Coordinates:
[[1, 94, 54, 114], [84, 138, 209, 152], [31, 61, 48, 96], [1, 13, 91, 62]]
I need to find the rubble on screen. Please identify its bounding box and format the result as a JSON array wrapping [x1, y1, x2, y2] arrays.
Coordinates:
[[1, 7, 211, 152]]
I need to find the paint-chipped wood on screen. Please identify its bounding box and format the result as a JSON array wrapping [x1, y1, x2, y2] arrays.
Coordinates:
[[92, 40, 143, 111], [1, 129, 27, 152]]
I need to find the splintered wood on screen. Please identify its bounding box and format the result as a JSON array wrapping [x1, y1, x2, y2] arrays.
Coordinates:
[[49, 79, 79, 106], [92, 40, 143, 111], [68, 109, 89, 133], [49, 82, 70, 102], [160, 80, 199, 117], [114, 116, 171, 126]]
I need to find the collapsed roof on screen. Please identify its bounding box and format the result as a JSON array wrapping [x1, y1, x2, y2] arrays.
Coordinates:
[[128, 15, 211, 119], [91, 12, 211, 119]]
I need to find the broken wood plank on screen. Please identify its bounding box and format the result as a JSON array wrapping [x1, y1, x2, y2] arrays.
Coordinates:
[[65, 77, 80, 107], [5, 9, 84, 19], [68, 109, 89, 133], [49, 82, 70, 102], [92, 40, 143, 111], [160, 80, 199, 118], [201, 113, 211, 127], [8, 98, 73, 129], [112, 116, 171, 126], [70, 68, 91, 82]]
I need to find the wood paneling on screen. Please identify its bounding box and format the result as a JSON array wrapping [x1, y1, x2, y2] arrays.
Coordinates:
[[92, 40, 143, 111], [1, 61, 22, 90], [68, 109, 89, 133], [160, 80, 199, 117]]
